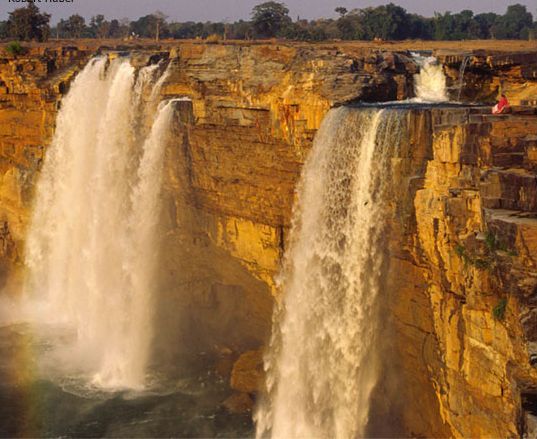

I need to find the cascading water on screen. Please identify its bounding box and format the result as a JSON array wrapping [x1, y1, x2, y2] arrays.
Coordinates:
[[457, 56, 471, 101], [412, 52, 448, 102], [24, 56, 174, 390], [256, 107, 404, 438]]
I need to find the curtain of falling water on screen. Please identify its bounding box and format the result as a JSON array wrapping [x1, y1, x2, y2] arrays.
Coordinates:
[[24, 57, 173, 390], [411, 53, 448, 102], [256, 107, 404, 439]]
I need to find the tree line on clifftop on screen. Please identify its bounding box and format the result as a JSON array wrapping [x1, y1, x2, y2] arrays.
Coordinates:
[[0, 1, 536, 43]]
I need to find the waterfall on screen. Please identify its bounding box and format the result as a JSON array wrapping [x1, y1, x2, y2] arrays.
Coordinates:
[[457, 56, 471, 101], [24, 57, 174, 390], [256, 107, 404, 438], [412, 53, 448, 102]]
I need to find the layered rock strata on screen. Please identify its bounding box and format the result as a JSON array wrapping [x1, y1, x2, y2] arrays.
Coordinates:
[[438, 50, 537, 104], [1, 42, 537, 437]]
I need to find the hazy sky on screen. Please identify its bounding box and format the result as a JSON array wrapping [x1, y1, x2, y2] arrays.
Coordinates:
[[0, 0, 535, 23]]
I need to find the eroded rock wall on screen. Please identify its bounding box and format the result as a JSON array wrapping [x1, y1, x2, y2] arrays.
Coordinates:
[[148, 45, 418, 383], [0, 47, 92, 291], [437, 51, 537, 104], [1, 42, 537, 437], [412, 109, 537, 437]]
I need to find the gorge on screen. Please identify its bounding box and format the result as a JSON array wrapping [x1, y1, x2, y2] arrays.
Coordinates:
[[0, 40, 537, 438]]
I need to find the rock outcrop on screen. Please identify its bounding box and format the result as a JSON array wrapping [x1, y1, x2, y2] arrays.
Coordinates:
[[404, 108, 537, 437], [437, 50, 537, 104], [1, 41, 537, 437]]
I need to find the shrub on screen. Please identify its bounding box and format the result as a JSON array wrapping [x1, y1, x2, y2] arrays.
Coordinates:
[[492, 298, 508, 321], [473, 258, 491, 270], [485, 232, 498, 252], [455, 232, 517, 272], [455, 244, 472, 266], [205, 33, 221, 44], [5, 41, 24, 56]]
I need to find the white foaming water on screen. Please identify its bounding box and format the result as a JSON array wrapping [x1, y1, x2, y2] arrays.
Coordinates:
[[412, 53, 448, 102], [256, 107, 404, 438], [24, 57, 174, 390]]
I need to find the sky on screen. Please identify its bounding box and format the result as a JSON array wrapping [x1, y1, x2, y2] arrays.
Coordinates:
[[0, 0, 535, 23]]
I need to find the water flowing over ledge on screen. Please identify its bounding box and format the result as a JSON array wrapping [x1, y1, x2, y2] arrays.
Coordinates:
[[410, 52, 448, 103], [256, 106, 406, 438], [0, 43, 536, 438], [23, 57, 174, 390]]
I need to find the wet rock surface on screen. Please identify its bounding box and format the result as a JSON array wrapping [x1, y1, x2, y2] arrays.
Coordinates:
[[1, 41, 537, 437]]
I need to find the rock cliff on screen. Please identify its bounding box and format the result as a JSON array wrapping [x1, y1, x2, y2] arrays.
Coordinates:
[[438, 50, 537, 104], [387, 108, 537, 437], [1, 41, 537, 437]]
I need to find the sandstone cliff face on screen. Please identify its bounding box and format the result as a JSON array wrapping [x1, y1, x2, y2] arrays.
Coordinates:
[[437, 50, 537, 104], [0, 46, 93, 291], [151, 44, 418, 383], [1, 42, 537, 437], [407, 109, 537, 437]]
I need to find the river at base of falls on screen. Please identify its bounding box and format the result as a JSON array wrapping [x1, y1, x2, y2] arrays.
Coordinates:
[[0, 323, 252, 438]]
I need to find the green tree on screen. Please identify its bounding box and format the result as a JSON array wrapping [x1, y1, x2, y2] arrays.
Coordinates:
[[435, 10, 478, 40], [7, 4, 50, 41], [90, 14, 110, 39], [530, 23, 537, 40], [251, 1, 291, 38], [118, 18, 131, 38], [408, 14, 433, 39], [108, 19, 122, 38], [229, 20, 253, 40], [335, 7, 348, 17], [433, 12, 456, 40], [492, 4, 533, 39], [279, 19, 308, 40], [473, 12, 498, 39], [131, 12, 168, 39], [360, 3, 411, 40], [64, 14, 86, 38], [54, 19, 66, 38], [131, 14, 158, 38], [0, 21, 8, 39], [152, 11, 168, 41], [454, 10, 477, 39], [169, 21, 200, 39], [336, 12, 364, 39]]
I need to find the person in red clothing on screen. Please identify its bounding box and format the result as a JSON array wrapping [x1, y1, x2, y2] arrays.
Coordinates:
[[492, 94, 510, 114]]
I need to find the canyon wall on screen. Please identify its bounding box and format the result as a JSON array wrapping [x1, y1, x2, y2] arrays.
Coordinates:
[[390, 108, 537, 437], [1, 41, 537, 437]]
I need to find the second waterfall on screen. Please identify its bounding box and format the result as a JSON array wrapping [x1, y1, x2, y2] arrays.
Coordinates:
[[24, 57, 175, 390], [256, 107, 405, 438]]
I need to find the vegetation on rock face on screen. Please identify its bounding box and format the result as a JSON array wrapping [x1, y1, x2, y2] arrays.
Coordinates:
[[5, 41, 24, 56], [492, 298, 508, 321], [0, 1, 536, 42], [454, 243, 488, 269], [454, 232, 517, 272]]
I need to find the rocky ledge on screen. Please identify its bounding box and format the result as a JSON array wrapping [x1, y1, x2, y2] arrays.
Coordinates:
[[1, 41, 537, 437]]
